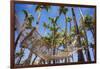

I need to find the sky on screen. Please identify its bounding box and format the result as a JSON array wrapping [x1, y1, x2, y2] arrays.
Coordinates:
[[15, 3, 95, 64]]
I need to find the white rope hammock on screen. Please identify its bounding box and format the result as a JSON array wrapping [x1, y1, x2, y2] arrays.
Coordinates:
[[21, 29, 86, 61]]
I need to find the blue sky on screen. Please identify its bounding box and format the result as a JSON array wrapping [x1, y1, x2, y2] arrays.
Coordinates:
[[15, 4, 95, 41], [15, 3, 95, 64]]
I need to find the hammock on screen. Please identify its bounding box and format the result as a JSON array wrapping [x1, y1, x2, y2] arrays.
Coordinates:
[[21, 29, 86, 61]]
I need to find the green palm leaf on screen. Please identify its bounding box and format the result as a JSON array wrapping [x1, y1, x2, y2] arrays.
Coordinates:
[[59, 6, 68, 15], [35, 5, 41, 12], [23, 10, 28, 18], [66, 17, 72, 23], [44, 5, 51, 12], [43, 22, 49, 28]]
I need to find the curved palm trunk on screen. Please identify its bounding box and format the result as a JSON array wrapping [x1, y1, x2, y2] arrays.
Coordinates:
[[15, 31, 22, 50], [79, 8, 91, 62], [71, 8, 85, 62], [15, 29, 27, 65]]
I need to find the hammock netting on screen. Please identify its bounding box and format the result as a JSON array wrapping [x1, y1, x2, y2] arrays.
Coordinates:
[[18, 28, 86, 61]]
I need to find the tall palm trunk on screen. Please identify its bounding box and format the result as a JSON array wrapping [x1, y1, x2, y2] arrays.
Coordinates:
[[71, 8, 85, 62], [52, 22, 56, 64], [64, 15, 68, 63], [79, 8, 91, 62]]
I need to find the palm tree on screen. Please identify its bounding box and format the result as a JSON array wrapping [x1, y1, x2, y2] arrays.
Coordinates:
[[79, 8, 92, 62], [71, 8, 85, 62], [48, 16, 59, 64], [59, 6, 68, 38], [15, 10, 34, 65], [84, 14, 95, 60], [66, 17, 73, 62], [35, 5, 51, 30], [59, 6, 68, 16], [84, 14, 94, 39], [42, 21, 59, 64], [59, 6, 69, 63]]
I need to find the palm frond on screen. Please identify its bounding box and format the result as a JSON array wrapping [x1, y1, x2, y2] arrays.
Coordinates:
[[23, 10, 28, 18], [35, 5, 41, 12]]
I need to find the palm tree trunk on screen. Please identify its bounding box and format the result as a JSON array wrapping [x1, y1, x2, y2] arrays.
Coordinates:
[[15, 31, 23, 51], [52, 21, 56, 64], [64, 15, 68, 63], [53, 47, 56, 64], [71, 8, 85, 62]]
